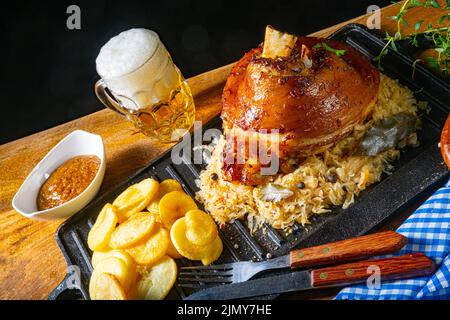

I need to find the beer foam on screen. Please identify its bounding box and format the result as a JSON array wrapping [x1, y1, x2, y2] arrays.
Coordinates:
[[96, 28, 159, 79]]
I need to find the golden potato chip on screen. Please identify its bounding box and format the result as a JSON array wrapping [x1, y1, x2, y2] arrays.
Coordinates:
[[95, 256, 136, 293], [109, 212, 156, 249], [147, 202, 159, 215], [92, 249, 135, 270], [159, 191, 197, 228], [185, 210, 218, 246], [201, 237, 223, 265], [147, 179, 183, 213], [91, 249, 111, 269], [148, 179, 183, 208], [89, 271, 127, 300], [136, 256, 177, 300], [127, 224, 170, 265], [113, 178, 159, 222], [159, 179, 183, 193], [170, 218, 212, 260], [88, 204, 118, 251], [147, 211, 161, 223], [165, 231, 183, 259]]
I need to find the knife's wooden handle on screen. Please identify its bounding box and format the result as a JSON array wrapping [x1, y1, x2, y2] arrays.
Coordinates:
[[311, 253, 434, 288], [289, 231, 407, 269]]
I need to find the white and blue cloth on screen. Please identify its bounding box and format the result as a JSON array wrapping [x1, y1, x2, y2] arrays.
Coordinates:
[[336, 179, 450, 300]]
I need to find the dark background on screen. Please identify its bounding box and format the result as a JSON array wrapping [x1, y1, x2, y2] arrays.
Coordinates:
[[2, 0, 390, 144]]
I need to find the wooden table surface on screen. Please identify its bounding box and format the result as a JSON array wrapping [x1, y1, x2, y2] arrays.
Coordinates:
[[1, 3, 448, 300]]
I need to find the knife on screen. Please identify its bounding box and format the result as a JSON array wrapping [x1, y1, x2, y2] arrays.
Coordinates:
[[185, 253, 434, 300], [180, 231, 408, 287]]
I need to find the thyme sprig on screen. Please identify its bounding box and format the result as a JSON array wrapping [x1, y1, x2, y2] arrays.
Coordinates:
[[313, 42, 347, 57], [374, 0, 450, 76]]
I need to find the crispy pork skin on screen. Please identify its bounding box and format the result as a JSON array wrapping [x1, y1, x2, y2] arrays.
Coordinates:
[[221, 37, 380, 184]]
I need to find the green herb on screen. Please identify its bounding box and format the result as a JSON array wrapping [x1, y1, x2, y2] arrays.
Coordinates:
[[313, 42, 347, 57], [354, 113, 421, 156], [374, 0, 450, 76]]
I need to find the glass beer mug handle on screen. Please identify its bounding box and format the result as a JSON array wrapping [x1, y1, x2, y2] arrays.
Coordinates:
[[94, 79, 127, 116]]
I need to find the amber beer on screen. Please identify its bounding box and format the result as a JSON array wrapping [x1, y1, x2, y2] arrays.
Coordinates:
[[95, 29, 195, 142]]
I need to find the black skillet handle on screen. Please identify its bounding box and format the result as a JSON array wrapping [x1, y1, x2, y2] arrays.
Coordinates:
[[48, 273, 85, 300], [330, 23, 435, 58], [395, 33, 435, 56], [48, 274, 70, 300]]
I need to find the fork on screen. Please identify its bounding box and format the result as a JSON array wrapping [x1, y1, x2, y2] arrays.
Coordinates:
[[178, 231, 407, 288]]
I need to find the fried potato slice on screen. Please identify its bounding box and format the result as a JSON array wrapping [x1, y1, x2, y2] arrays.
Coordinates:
[[201, 237, 223, 266], [113, 178, 159, 222], [165, 231, 183, 259], [185, 210, 218, 246], [147, 202, 159, 215], [127, 224, 170, 265], [147, 179, 183, 213], [159, 191, 198, 228], [95, 256, 136, 293], [91, 249, 135, 269], [170, 218, 212, 260], [158, 179, 183, 194], [136, 256, 177, 300], [88, 204, 118, 251], [262, 25, 298, 59], [109, 212, 156, 249], [148, 211, 162, 223], [89, 271, 127, 300], [92, 249, 111, 269]]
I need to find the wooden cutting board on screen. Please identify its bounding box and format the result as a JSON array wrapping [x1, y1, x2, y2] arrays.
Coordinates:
[[0, 3, 447, 299]]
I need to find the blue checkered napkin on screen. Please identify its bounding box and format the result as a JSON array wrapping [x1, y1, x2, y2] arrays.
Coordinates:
[[336, 178, 450, 300]]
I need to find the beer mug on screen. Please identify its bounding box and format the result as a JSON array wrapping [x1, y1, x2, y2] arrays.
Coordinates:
[[95, 29, 195, 142]]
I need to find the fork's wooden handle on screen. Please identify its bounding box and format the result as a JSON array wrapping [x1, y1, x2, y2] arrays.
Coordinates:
[[289, 231, 407, 269], [311, 253, 434, 287]]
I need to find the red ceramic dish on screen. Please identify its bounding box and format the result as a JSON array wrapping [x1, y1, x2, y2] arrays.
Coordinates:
[[440, 115, 450, 169]]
